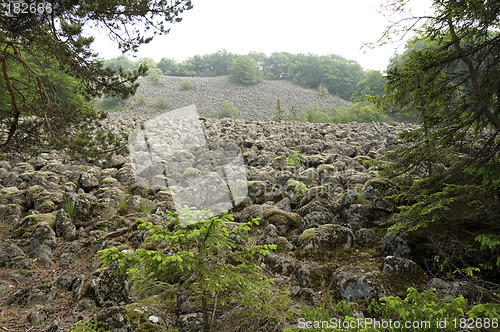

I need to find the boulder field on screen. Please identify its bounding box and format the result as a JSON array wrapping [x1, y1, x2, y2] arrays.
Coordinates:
[[0, 116, 443, 331]]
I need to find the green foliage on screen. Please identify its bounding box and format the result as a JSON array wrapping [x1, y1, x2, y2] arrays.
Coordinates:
[[294, 181, 308, 197], [303, 102, 386, 124], [287, 150, 304, 168], [285, 288, 499, 332], [98, 207, 289, 331], [317, 83, 330, 98], [229, 55, 263, 86], [1, 1, 192, 152], [146, 69, 164, 87], [351, 70, 386, 102], [153, 97, 169, 111], [217, 100, 239, 118], [464, 163, 500, 189], [180, 79, 193, 91], [305, 105, 331, 123], [103, 55, 136, 73], [139, 201, 156, 214], [72, 314, 110, 332], [63, 196, 75, 217], [273, 98, 299, 122], [376, 0, 500, 287], [289, 54, 364, 100], [475, 234, 500, 267], [98, 96, 125, 111], [381, 287, 467, 331]]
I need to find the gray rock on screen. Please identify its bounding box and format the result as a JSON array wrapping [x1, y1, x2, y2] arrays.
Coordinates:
[[342, 203, 374, 228], [0, 203, 23, 224], [239, 204, 265, 225], [276, 236, 294, 252], [354, 228, 376, 247], [105, 154, 128, 169], [382, 234, 412, 259], [257, 224, 278, 245], [7, 284, 57, 306], [27, 305, 54, 326], [0, 239, 26, 267], [299, 224, 353, 251], [297, 288, 321, 306], [91, 269, 130, 307], [55, 209, 77, 241], [116, 164, 136, 187], [31, 222, 57, 249], [265, 252, 296, 276], [31, 244, 54, 269], [79, 172, 100, 192], [72, 193, 100, 228], [295, 262, 312, 287], [299, 210, 336, 232], [263, 208, 301, 236], [331, 269, 388, 301], [382, 256, 427, 282]]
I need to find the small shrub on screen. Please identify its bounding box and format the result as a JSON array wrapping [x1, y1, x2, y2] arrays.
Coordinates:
[[317, 83, 330, 98], [99, 207, 289, 332], [139, 201, 155, 214], [180, 79, 193, 90], [98, 96, 125, 111], [153, 97, 169, 111], [218, 100, 239, 118], [305, 105, 331, 123], [294, 181, 308, 197], [71, 314, 110, 332], [116, 195, 130, 214], [287, 150, 304, 168], [63, 196, 75, 217], [136, 94, 146, 106], [147, 69, 164, 86]]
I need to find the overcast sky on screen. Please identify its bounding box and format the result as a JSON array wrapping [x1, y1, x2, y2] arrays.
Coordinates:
[[91, 0, 433, 72]]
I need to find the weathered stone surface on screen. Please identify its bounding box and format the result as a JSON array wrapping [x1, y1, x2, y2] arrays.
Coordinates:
[[72, 193, 100, 228], [0, 107, 419, 330], [354, 228, 377, 247], [299, 210, 336, 232], [7, 284, 57, 306], [263, 208, 301, 236], [382, 234, 412, 259], [31, 221, 57, 249], [55, 209, 77, 241], [257, 224, 278, 245], [0, 203, 23, 224], [79, 172, 100, 192], [0, 239, 26, 267], [382, 256, 427, 282], [91, 269, 131, 307], [265, 252, 296, 276], [299, 224, 353, 251], [27, 305, 54, 326]]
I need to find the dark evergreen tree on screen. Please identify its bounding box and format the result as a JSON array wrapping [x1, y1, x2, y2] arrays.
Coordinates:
[[0, 0, 192, 152]]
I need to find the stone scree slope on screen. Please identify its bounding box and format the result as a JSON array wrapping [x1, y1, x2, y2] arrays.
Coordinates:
[[112, 75, 350, 120], [0, 116, 437, 331]]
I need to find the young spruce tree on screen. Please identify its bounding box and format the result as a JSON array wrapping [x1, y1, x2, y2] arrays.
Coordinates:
[[99, 207, 289, 332]]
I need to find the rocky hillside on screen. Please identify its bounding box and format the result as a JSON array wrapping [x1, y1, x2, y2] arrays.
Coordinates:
[[0, 114, 450, 331], [110, 75, 350, 120]]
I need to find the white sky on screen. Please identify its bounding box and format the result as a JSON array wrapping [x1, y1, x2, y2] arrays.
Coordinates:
[[91, 0, 434, 72]]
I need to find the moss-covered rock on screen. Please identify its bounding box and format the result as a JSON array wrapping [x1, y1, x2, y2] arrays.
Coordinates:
[[0, 187, 20, 197], [299, 224, 353, 251]]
